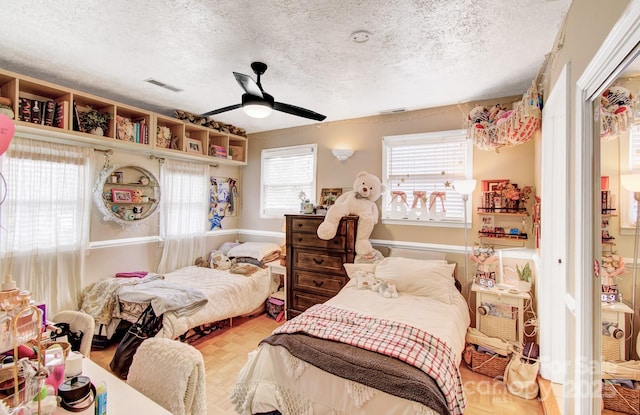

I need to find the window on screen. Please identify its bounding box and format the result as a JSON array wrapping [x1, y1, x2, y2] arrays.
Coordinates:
[[261, 144, 317, 217], [382, 130, 473, 226]]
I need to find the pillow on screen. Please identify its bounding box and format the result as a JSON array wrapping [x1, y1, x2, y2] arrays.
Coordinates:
[[343, 263, 377, 279], [227, 242, 281, 261], [218, 241, 241, 256], [374, 257, 455, 303]]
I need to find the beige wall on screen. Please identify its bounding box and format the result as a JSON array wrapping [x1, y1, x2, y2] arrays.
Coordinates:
[[243, 95, 538, 248], [83, 149, 242, 285]]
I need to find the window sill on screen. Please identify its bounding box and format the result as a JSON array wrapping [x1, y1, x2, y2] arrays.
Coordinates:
[[381, 218, 469, 229]]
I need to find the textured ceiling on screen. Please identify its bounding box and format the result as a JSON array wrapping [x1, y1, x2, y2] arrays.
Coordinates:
[[0, 1, 571, 134]]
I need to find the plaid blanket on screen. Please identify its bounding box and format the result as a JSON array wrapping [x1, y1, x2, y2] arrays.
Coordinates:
[[273, 304, 466, 415]]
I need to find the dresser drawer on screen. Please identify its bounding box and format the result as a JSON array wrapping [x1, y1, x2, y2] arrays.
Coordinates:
[[293, 269, 347, 297], [290, 289, 332, 313], [290, 217, 348, 235], [293, 249, 347, 274], [291, 232, 346, 250]]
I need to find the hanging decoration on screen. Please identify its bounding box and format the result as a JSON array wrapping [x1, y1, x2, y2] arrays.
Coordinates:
[[209, 176, 239, 230], [599, 85, 634, 141], [465, 82, 543, 151]]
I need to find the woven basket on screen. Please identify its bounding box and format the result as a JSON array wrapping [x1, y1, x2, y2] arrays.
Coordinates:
[[603, 381, 640, 414], [469, 348, 510, 379], [602, 334, 622, 361], [24, 340, 70, 362], [479, 314, 517, 342]]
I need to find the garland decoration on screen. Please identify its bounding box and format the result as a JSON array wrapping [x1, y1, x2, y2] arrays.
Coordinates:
[[600, 86, 634, 142]]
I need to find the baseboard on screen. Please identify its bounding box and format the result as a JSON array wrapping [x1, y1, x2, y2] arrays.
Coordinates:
[[538, 376, 562, 415]]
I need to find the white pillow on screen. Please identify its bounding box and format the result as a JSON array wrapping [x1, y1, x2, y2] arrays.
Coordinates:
[[227, 242, 281, 261], [374, 257, 455, 303], [343, 263, 377, 279]]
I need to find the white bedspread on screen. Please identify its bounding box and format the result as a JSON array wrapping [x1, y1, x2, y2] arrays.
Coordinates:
[[153, 266, 273, 339], [233, 279, 470, 415]]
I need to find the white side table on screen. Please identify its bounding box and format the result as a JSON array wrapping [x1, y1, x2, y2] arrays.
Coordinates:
[[471, 283, 531, 344], [601, 301, 633, 361], [266, 261, 287, 316]]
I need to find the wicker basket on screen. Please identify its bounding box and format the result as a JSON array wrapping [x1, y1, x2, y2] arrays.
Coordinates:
[[602, 381, 640, 414], [469, 348, 510, 379], [24, 340, 70, 362], [479, 314, 517, 342], [602, 334, 622, 361]]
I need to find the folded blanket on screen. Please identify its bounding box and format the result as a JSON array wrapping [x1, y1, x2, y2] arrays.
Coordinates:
[[262, 333, 448, 414], [115, 271, 148, 278], [117, 279, 208, 317]]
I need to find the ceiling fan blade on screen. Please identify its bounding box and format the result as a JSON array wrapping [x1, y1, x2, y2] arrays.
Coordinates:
[[201, 103, 242, 117], [274, 102, 326, 121], [233, 72, 263, 97]]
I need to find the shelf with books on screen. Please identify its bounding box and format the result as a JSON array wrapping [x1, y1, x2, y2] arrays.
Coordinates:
[[153, 113, 247, 165], [16, 78, 71, 131], [0, 67, 247, 164]]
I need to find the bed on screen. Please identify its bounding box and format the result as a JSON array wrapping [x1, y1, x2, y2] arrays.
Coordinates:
[[232, 251, 470, 415], [80, 242, 281, 341]]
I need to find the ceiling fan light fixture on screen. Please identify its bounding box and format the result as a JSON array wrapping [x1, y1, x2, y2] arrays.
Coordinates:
[[243, 103, 273, 118], [242, 93, 273, 118]]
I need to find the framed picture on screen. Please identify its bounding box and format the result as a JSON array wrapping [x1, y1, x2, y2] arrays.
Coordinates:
[[320, 188, 343, 207], [186, 138, 203, 154], [112, 189, 133, 203], [482, 179, 510, 192]]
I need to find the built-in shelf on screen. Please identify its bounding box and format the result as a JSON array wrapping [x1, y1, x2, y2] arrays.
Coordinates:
[[0, 67, 248, 166]]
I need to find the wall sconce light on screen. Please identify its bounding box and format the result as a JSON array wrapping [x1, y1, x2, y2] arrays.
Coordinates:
[[332, 148, 354, 161]]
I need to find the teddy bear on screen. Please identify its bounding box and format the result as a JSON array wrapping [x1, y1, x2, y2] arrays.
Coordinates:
[[372, 280, 398, 298], [316, 171, 384, 255], [353, 270, 378, 289], [131, 189, 142, 203]]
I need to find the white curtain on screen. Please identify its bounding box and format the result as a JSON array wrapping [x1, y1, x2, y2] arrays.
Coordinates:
[[0, 137, 94, 315], [157, 158, 209, 273]]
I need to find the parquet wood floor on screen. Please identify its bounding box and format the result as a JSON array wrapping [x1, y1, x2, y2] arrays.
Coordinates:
[[90, 314, 544, 414]]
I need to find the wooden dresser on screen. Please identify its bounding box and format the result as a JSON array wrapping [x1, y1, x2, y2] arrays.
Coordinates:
[[285, 214, 358, 319]]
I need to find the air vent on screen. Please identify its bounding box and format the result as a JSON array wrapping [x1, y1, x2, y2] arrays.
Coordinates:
[[379, 108, 406, 114], [144, 78, 183, 92]]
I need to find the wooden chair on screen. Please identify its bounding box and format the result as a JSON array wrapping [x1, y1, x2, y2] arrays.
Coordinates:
[[126, 338, 206, 415]]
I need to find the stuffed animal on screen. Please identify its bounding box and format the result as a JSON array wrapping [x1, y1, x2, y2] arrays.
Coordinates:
[[372, 280, 398, 298], [131, 189, 142, 203], [208, 250, 232, 270], [354, 270, 378, 289], [317, 171, 384, 255]]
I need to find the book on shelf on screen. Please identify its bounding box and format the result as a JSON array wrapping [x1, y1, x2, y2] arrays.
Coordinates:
[[72, 101, 82, 132], [54, 101, 67, 129], [30, 100, 42, 125], [19, 97, 31, 123], [43, 100, 56, 127]]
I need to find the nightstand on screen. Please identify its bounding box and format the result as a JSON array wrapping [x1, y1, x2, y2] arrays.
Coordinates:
[[471, 283, 530, 344], [601, 301, 633, 360], [266, 260, 287, 318]]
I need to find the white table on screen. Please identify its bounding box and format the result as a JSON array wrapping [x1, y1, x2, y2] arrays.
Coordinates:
[[54, 357, 172, 414], [471, 283, 531, 344], [602, 301, 634, 360]]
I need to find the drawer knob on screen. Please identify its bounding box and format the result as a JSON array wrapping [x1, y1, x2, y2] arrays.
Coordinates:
[[313, 258, 324, 264], [298, 223, 303, 227], [312, 280, 324, 287], [297, 237, 303, 242]]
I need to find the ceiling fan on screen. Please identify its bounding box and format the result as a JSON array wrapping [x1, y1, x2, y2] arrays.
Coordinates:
[[201, 62, 326, 121]]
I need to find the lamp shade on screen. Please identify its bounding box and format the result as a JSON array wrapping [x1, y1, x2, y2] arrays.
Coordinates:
[[453, 179, 477, 195], [621, 174, 640, 192], [332, 148, 354, 161]]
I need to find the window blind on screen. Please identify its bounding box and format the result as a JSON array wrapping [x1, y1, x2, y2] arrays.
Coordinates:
[[261, 144, 317, 217], [382, 130, 472, 222]]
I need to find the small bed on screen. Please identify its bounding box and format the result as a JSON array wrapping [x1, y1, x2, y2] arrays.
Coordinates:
[[80, 242, 281, 341], [232, 251, 471, 415]]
